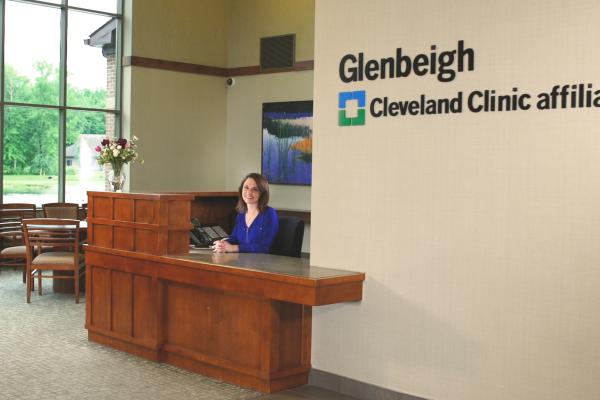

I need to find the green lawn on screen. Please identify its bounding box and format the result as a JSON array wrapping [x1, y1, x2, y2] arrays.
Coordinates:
[[3, 173, 104, 194]]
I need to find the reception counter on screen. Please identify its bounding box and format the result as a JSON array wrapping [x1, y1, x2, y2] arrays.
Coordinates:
[[85, 191, 365, 393]]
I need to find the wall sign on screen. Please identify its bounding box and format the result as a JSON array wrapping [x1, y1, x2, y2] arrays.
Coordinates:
[[337, 40, 600, 126]]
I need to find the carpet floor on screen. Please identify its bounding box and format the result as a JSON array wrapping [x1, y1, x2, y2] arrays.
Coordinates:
[[0, 269, 260, 400]]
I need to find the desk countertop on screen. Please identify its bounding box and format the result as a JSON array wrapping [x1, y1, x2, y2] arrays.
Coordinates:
[[86, 244, 364, 304], [170, 249, 362, 281]]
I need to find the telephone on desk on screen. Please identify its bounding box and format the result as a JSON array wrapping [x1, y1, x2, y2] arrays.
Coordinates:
[[190, 218, 228, 248]]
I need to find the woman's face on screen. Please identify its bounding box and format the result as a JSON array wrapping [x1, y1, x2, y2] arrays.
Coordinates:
[[242, 178, 261, 206]]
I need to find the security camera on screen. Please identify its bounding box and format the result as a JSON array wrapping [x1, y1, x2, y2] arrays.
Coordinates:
[[226, 78, 235, 87]]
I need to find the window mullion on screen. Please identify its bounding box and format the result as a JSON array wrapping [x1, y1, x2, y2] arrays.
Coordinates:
[[58, 2, 67, 201], [115, 0, 123, 138], [0, 0, 5, 201]]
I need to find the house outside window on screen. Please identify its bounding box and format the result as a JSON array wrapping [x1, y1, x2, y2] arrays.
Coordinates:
[[1, 0, 122, 205]]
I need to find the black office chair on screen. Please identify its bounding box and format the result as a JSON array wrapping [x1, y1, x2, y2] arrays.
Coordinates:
[[270, 217, 305, 258]]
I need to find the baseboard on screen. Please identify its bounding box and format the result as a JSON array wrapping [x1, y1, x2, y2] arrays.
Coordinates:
[[309, 369, 428, 400]]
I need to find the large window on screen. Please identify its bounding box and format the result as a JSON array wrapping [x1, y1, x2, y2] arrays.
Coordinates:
[[1, 0, 121, 205]]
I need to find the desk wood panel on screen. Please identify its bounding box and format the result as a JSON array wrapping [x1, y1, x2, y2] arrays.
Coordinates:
[[188, 192, 238, 233], [114, 227, 134, 251], [114, 198, 134, 221], [165, 284, 263, 370], [87, 192, 193, 256], [111, 271, 132, 336], [132, 275, 154, 341], [90, 266, 111, 331], [276, 209, 311, 223]]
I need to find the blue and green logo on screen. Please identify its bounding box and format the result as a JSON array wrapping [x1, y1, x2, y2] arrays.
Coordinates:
[[338, 90, 366, 126]]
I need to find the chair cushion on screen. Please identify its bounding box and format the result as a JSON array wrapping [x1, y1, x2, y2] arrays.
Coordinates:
[[32, 252, 82, 266], [1, 245, 26, 257], [44, 208, 78, 219]]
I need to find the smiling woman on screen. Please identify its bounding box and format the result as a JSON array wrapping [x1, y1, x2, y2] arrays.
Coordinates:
[[212, 173, 280, 254]]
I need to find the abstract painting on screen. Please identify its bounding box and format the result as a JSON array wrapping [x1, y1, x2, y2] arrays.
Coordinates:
[[261, 101, 313, 185]]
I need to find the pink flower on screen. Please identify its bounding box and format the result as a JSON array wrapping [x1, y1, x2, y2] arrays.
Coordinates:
[[95, 146, 101, 152]]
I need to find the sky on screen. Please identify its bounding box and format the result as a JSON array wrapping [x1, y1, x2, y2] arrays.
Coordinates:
[[4, 0, 117, 90]]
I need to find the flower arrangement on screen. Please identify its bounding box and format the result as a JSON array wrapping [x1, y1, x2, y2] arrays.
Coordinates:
[[95, 135, 143, 176], [95, 135, 143, 192]]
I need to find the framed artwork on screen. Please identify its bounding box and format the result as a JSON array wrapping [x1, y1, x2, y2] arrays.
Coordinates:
[[261, 101, 313, 185]]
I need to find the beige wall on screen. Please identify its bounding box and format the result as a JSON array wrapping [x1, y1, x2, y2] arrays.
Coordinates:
[[312, 1, 600, 399], [131, 0, 231, 66], [228, 0, 314, 67], [125, 0, 231, 191], [128, 68, 228, 192]]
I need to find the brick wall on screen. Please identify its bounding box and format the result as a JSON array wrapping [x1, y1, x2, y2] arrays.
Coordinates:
[[104, 53, 116, 191], [106, 54, 116, 138]]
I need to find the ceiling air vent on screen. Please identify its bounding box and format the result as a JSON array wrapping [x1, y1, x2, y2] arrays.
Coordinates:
[[260, 34, 295, 71]]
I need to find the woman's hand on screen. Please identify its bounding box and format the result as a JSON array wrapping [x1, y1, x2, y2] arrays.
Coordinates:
[[212, 239, 238, 253]]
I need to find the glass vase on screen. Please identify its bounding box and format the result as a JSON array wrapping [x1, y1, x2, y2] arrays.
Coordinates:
[[108, 165, 126, 192]]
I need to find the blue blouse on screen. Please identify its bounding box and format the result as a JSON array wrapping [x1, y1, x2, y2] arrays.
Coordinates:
[[226, 206, 279, 253]]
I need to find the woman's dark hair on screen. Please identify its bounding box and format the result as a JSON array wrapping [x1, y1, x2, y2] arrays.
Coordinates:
[[236, 173, 270, 213]]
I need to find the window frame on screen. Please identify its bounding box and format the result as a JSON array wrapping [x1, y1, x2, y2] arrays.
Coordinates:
[[0, 0, 123, 202]]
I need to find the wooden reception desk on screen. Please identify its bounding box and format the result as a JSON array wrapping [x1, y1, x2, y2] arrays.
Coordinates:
[[84, 191, 364, 393]]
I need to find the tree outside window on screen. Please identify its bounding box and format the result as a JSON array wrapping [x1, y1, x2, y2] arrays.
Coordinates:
[[1, 0, 121, 205]]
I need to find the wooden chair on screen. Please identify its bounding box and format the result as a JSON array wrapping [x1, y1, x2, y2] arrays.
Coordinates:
[[0, 204, 37, 282], [42, 202, 79, 219], [22, 218, 83, 303], [81, 203, 88, 220]]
